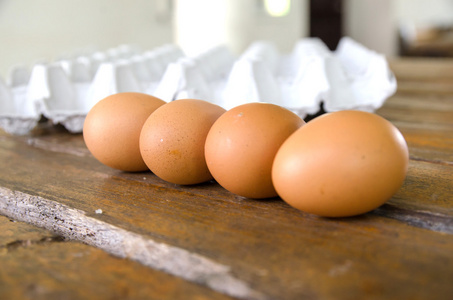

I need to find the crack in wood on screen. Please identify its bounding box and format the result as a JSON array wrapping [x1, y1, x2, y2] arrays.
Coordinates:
[[372, 204, 453, 234], [1, 236, 66, 251], [409, 155, 453, 166], [0, 187, 267, 300], [26, 138, 91, 157]]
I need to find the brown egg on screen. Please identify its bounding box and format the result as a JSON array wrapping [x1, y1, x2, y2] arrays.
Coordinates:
[[83, 92, 166, 172], [272, 110, 409, 217], [139, 99, 226, 185], [205, 102, 304, 199]]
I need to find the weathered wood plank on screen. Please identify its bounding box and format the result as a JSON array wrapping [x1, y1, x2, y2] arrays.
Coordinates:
[[1, 126, 452, 300], [0, 215, 235, 300], [1, 57, 453, 300], [377, 97, 453, 127], [382, 94, 453, 112], [389, 58, 453, 81], [394, 81, 453, 94], [389, 58, 453, 94]]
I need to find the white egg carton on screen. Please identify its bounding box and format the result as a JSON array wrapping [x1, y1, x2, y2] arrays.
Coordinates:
[[0, 37, 396, 135], [155, 37, 397, 116], [0, 44, 184, 135]]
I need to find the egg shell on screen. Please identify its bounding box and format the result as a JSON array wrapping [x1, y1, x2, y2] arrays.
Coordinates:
[[139, 99, 226, 185], [272, 110, 409, 217], [205, 102, 304, 199], [83, 92, 166, 172]]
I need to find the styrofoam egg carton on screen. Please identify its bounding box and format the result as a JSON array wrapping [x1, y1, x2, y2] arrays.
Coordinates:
[[1, 38, 395, 135], [0, 44, 185, 135], [155, 37, 397, 118]]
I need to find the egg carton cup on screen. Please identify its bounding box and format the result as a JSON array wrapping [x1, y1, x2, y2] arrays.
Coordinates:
[[155, 37, 397, 117], [0, 44, 185, 135], [153, 45, 236, 103]]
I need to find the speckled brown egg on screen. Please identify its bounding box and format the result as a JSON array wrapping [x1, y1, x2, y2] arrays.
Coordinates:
[[83, 92, 166, 172], [272, 110, 409, 217], [139, 99, 226, 185], [204, 102, 305, 199]]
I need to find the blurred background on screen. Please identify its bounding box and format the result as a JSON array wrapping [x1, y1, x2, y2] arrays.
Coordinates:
[[1, 0, 453, 77]]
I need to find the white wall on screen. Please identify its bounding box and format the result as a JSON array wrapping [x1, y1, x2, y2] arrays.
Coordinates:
[[174, 0, 309, 56], [0, 0, 174, 77], [2, 0, 453, 78], [344, 0, 453, 57], [394, 0, 453, 27], [343, 0, 397, 57], [0, 0, 309, 78]]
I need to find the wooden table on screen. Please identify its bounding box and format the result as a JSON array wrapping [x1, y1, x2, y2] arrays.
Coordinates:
[[1, 58, 452, 300]]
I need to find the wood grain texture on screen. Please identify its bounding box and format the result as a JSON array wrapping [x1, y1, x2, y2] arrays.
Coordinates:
[[389, 58, 453, 81], [0, 216, 234, 300], [1, 58, 453, 300]]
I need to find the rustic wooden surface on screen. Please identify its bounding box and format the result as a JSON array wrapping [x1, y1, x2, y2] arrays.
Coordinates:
[[0, 216, 233, 300], [1, 57, 452, 300]]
